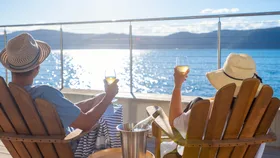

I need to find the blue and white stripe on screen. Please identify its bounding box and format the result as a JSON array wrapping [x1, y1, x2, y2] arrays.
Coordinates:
[[74, 104, 123, 158]]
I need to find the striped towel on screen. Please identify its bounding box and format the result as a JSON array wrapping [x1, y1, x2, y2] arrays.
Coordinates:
[[74, 104, 123, 158]]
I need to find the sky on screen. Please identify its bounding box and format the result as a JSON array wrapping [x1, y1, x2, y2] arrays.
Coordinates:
[[0, 0, 280, 35]]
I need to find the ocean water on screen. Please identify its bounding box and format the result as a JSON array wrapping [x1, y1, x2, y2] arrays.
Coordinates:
[[0, 49, 279, 97]]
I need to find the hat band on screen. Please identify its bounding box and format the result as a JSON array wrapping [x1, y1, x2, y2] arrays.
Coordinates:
[[8, 48, 41, 70], [223, 70, 246, 81], [223, 70, 263, 83]]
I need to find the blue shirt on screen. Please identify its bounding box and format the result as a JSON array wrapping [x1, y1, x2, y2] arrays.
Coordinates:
[[24, 85, 81, 135]]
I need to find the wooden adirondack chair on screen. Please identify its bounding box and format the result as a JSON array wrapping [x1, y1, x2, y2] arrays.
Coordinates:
[[0, 76, 93, 158], [147, 78, 280, 158]]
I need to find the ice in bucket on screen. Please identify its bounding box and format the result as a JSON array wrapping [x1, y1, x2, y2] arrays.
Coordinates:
[[116, 123, 151, 158]]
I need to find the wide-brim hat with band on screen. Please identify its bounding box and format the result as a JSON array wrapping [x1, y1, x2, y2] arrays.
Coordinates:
[[0, 33, 51, 73], [206, 53, 263, 97]]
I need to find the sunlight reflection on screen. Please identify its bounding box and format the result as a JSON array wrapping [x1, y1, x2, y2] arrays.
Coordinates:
[[63, 49, 130, 91]]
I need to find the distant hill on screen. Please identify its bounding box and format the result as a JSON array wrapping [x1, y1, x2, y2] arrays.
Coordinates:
[[0, 27, 280, 49]]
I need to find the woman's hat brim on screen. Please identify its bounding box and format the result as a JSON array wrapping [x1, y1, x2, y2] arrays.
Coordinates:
[[0, 40, 51, 73], [206, 69, 263, 97]]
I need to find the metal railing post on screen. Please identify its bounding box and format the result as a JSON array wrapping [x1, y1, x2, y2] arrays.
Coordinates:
[[217, 18, 221, 69], [129, 22, 133, 94], [60, 25, 64, 90], [4, 28, 8, 82]]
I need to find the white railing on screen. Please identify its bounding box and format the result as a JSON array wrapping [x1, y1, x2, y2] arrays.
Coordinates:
[[1, 11, 280, 92]]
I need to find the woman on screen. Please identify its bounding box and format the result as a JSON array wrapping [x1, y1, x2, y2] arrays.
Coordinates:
[[161, 53, 265, 158]]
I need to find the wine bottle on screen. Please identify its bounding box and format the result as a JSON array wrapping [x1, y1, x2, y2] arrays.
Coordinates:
[[131, 110, 160, 131]]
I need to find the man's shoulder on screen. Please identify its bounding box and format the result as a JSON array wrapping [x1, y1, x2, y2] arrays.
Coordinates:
[[33, 85, 62, 97], [35, 85, 59, 92]]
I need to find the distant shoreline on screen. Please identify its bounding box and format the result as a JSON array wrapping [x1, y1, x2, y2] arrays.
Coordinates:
[[1, 27, 280, 49]]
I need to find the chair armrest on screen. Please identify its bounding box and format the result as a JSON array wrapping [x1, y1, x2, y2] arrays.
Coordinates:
[[151, 122, 182, 158], [146, 106, 175, 138], [152, 122, 162, 158], [147, 106, 184, 141], [152, 122, 178, 140], [152, 121, 162, 138], [0, 132, 67, 143], [161, 135, 172, 140], [175, 132, 277, 147], [64, 123, 99, 141], [0, 124, 99, 143]]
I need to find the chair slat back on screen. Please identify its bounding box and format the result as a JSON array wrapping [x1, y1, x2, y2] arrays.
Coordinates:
[[182, 78, 278, 158], [0, 76, 74, 157], [0, 109, 23, 158], [35, 99, 74, 158], [216, 79, 260, 158], [182, 100, 210, 158], [0, 77, 41, 157], [244, 97, 280, 157], [9, 83, 58, 157], [199, 83, 236, 158], [230, 85, 273, 158], [147, 78, 279, 158]]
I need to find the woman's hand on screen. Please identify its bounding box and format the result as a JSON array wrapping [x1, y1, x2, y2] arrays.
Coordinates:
[[174, 67, 190, 88]]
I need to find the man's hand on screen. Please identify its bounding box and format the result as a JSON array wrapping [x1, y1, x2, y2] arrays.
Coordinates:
[[174, 67, 190, 88], [104, 79, 119, 100]]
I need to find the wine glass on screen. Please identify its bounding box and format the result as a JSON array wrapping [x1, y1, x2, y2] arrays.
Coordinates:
[[105, 69, 118, 102], [176, 56, 189, 74]]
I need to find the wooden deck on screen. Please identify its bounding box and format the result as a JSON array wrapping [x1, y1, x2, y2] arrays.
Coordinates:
[[1, 139, 280, 157]]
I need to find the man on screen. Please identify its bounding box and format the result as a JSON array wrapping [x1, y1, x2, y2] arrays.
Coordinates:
[[0, 33, 119, 154]]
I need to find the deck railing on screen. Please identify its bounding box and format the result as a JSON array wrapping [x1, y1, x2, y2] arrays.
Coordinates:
[[1, 11, 280, 93]]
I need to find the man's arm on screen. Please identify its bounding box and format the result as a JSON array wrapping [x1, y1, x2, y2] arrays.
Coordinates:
[[70, 80, 119, 131], [75, 93, 106, 113], [70, 94, 113, 131], [76, 79, 112, 113]]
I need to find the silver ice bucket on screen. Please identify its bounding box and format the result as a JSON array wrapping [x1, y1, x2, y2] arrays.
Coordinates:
[[116, 123, 151, 158]]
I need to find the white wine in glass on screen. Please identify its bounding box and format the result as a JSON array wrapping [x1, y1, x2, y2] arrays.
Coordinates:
[[105, 69, 118, 102], [106, 76, 116, 85], [105, 69, 116, 85], [176, 56, 189, 74]]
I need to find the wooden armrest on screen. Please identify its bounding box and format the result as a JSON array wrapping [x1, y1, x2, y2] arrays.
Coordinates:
[[0, 123, 99, 143], [161, 135, 172, 140], [64, 123, 99, 141], [64, 129, 87, 141], [0, 132, 68, 143], [64, 129, 84, 141], [148, 107, 183, 158], [152, 122, 171, 139], [175, 132, 277, 147], [146, 106, 174, 138], [147, 106, 184, 141]]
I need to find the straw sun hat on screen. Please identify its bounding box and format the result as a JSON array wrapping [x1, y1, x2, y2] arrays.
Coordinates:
[[206, 53, 263, 97], [0, 33, 50, 73]]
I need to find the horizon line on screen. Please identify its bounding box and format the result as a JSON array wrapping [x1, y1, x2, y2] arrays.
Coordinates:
[[1, 26, 280, 36]]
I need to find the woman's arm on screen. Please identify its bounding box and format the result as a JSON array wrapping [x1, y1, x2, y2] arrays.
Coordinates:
[[169, 87, 183, 127], [169, 68, 189, 127]]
